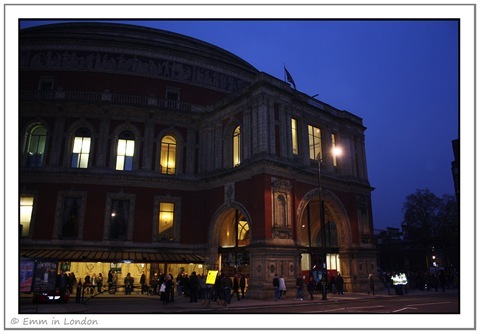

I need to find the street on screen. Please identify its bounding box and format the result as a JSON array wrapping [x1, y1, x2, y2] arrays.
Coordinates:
[[20, 289, 459, 314]]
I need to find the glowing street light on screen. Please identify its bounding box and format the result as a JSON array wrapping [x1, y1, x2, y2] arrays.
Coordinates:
[[317, 146, 342, 300]]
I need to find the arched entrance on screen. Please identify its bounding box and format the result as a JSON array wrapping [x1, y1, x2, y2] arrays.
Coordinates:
[[208, 203, 251, 277], [297, 189, 352, 289]]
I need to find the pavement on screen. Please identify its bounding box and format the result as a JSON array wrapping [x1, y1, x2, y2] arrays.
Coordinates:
[[19, 287, 458, 314]]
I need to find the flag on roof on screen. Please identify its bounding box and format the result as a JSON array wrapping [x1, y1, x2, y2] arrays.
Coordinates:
[[284, 66, 296, 89]]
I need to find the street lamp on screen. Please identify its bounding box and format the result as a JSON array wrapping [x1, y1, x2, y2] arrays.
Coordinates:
[[317, 146, 342, 300]]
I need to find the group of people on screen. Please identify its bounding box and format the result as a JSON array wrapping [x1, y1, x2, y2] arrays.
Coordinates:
[[274, 272, 345, 301], [142, 271, 248, 306]]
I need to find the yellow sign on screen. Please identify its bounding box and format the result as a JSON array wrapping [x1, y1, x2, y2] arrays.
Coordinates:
[[206, 270, 218, 285]]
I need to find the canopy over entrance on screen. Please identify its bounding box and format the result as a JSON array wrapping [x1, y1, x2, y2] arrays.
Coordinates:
[[20, 248, 205, 263]]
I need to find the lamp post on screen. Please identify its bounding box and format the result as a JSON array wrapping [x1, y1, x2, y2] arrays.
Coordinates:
[[317, 146, 342, 301]]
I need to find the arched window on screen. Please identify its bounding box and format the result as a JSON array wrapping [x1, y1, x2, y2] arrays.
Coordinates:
[[116, 130, 135, 171], [233, 125, 241, 167], [160, 135, 176, 174], [26, 125, 47, 167], [71, 128, 91, 168]]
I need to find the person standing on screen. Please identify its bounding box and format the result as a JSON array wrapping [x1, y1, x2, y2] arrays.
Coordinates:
[[368, 273, 375, 295], [296, 273, 304, 300], [97, 273, 103, 293], [56, 271, 68, 303], [189, 271, 199, 303], [107, 270, 113, 293], [337, 273, 344, 295], [222, 273, 233, 305], [273, 274, 280, 301], [240, 274, 246, 299], [165, 275, 174, 305], [140, 273, 146, 294], [124, 273, 132, 295], [330, 274, 337, 294], [232, 274, 241, 301], [307, 276, 315, 300], [279, 274, 287, 299]]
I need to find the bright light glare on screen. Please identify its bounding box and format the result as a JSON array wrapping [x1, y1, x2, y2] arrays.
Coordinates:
[[332, 147, 342, 157]]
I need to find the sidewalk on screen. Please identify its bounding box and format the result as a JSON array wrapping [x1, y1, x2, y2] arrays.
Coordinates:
[[19, 287, 458, 314]]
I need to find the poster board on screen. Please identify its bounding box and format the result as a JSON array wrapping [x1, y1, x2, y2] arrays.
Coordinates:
[[206, 270, 218, 285], [20, 260, 35, 293], [32, 260, 58, 292]]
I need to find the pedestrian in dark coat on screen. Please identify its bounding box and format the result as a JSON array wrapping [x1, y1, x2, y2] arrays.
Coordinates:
[[337, 273, 344, 295], [240, 274, 246, 299], [307, 276, 315, 300], [233, 274, 241, 301], [189, 271, 199, 303]]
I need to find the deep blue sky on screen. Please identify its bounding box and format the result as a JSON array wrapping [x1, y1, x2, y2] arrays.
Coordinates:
[[19, 20, 459, 230]]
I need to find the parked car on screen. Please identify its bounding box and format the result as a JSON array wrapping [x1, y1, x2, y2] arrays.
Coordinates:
[[33, 289, 70, 303]]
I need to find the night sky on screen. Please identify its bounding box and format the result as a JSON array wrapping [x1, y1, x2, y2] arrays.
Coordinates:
[[19, 19, 459, 231]]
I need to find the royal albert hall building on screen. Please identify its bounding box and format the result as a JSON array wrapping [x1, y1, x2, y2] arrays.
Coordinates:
[[19, 22, 377, 298]]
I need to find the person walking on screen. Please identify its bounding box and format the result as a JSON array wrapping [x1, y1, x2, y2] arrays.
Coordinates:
[[279, 274, 287, 299], [273, 274, 280, 301], [368, 273, 375, 295], [222, 273, 233, 305], [165, 275, 174, 305]]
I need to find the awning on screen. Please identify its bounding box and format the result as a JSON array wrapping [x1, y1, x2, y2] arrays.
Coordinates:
[[19, 249, 205, 263]]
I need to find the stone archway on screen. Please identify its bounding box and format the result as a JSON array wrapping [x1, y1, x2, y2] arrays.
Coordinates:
[[207, 202, 252, 276]]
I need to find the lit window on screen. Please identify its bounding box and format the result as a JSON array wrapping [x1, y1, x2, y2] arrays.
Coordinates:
[[116, 131, 135, 171], [308, 125, 322, 161], [291, 118, 298, 155], [20, 196, 34, 237], [331, 133, 338, 167], [233, 126, 241, 166], [71, 128, 91, 168], [26, 125, 47, 167], [158, 203, 174, 240], [238, 220, 250, 241], [160, 135, 176, 174]]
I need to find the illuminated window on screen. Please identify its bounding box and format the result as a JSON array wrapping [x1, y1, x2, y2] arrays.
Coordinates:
[[308, 125, 322, 161], [233, 126, 241, 167], [160, 135, 176, 174], [331, 133, 338, 167], [26, 125, 47, 167], [238, 220, 250, 241], [116, 131, 135, 171], [20, 196, 34, 237], [291, 118, 298, 155], [71, 128, 91, 168], [158, 202, 174, 240]]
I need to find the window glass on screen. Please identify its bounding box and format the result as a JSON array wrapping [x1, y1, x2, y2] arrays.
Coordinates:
[[160, 135, 176, 174], [308, 125, 322, 161], [158, 202, 174, 240], [291, 118, 298, 155], [116, 131, 135, 171], [233, 126, 241, 166], [61, 197, 80, 239], [109, 199, 129, 241], [27, 125, 47, 167], [20, 196, 34, 237], [71, 128, 91, 168]]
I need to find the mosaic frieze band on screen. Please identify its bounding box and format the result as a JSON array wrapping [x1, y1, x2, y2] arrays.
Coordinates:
[[20, 50, 250, 93]]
